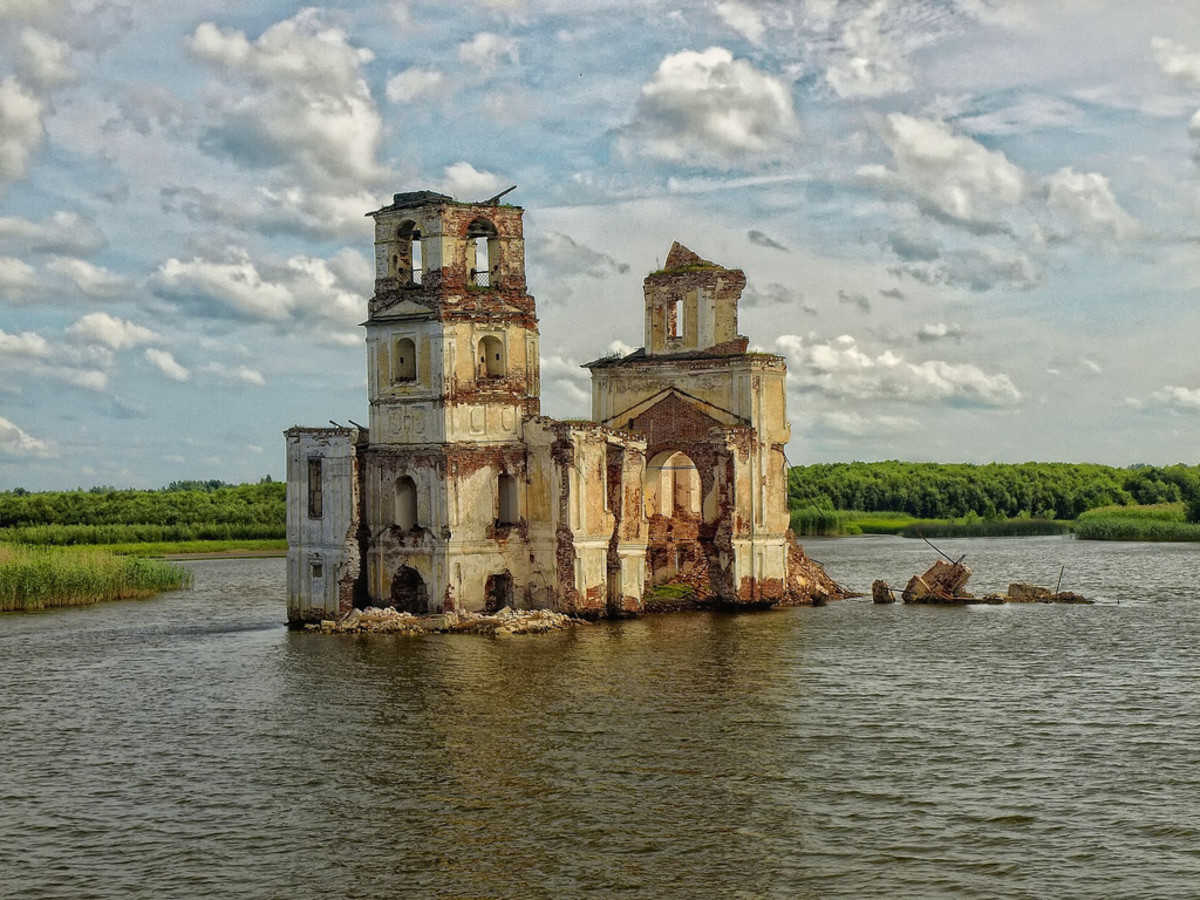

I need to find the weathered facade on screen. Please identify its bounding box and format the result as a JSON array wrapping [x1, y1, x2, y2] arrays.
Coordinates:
[[285, 190, 834, 626]]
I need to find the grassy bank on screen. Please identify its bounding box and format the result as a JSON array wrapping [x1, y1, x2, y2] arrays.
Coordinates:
[[0, 544, 192, 612], [1073, 503, 1200, 541], [91, 539, 287, 558], [791, 508, 1069, 538]]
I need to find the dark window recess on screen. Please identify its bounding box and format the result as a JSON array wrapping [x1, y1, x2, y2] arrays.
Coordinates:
[[308, 458, 323, 518]]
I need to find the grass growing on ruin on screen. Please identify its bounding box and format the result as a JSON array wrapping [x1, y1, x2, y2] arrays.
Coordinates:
[[1073, 503, 1200, 541], [0, 544, 192, 612]]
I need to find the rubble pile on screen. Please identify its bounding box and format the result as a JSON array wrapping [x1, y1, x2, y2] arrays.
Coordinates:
[[307, 605, 581, 636], [873, 559, 1094, 605]]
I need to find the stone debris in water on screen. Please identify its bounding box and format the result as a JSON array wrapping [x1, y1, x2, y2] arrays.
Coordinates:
[[306, 605, 582, 635], [872, 560, 1094, 605]]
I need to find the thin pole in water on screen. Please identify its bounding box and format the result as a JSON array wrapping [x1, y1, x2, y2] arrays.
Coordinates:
[[1054, 565, 1065, 595]]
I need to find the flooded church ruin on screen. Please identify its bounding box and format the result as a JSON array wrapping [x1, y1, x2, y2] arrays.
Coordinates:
[[285, 190, 837, 626]]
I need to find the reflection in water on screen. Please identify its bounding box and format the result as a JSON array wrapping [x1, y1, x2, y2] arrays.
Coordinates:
[[2, 541, 1200, 898]]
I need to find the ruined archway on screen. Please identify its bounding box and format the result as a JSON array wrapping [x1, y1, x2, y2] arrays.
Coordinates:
[[643, 449, 710, 599], [485, 571, 513, 613], [389, 565, 429, 614]]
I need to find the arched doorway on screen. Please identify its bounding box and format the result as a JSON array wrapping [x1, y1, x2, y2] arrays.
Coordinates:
[[643, 449, 709, 595], [485, 572, 513, 613], [390, 565, 428, 614], [644, 450, 701, 520]]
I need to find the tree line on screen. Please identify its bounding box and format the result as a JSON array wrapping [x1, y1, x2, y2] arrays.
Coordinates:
[[789, 461, 1200, 522], [0, 482, 286, 537]]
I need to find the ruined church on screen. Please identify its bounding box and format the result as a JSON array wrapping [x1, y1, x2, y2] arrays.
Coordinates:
[[285, 190, 836, 626]]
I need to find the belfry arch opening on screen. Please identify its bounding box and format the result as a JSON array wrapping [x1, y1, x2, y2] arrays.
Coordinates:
[[479, 334, 505, 378], [466, 218, 498, 287], [391, 220, 422, 286], [395, 475, 418, 530]]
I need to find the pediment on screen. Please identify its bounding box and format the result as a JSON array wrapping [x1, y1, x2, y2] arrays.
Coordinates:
[[374, 297, 434, 318], [611, 389, 746, 450]]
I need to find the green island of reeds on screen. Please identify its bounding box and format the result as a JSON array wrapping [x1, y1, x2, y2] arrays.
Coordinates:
[[0, 544, 192, 613], [1072, 503, 1200, 542]]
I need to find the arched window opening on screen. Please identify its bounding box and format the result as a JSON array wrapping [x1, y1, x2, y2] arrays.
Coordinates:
[[466, 218, 499, 287], [644, 450, 701, 519], [392, 220, 423, 286], [390, 566, 428, 614], [396, 475, 418, 530], [393, 337, 417, 382], [485, 572, 513, 613], [479, 334, 505, 379], [498, 472, 519, 524]]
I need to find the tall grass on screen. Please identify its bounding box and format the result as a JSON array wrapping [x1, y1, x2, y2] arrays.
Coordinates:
[[0, 522, 284, 546], [0, 544, 192, 612], [901, 518, 1068, 539], [1074, 503, 1200, 541]]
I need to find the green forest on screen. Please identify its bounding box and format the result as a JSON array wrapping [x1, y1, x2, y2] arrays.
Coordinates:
[[0, 481, 286, 546]]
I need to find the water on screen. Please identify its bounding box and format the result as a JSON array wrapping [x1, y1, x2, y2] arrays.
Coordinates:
[[2, 537, 1199, 899]]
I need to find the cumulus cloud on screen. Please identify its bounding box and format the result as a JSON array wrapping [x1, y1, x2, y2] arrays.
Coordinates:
[[145, 348, 190, 382], [66, 312, 160, 350], [441, 162, 504, 200], [16, 28, 76, 89], [0, 327, 50, 358], [160, 184, 377, 240], [1152, 37, 1200, 86], [386, 67, 446, 103], [624, 47, 798, 164], [916, 322, 964, 343], [892, 245, 1043, 292], [715, 2, 766, 43], [1045, 167, 1137, 240], [199, 362, 266, 386], [819, 410, 916, 437], [148, 246, 367, 341], [1135, 385, 1200, 413], [537, 232, 629, 279], [776, 332, 1021, 407], [873, 114, 1026, 228], [457, 32, 519, 72], [0, 210, 105, 255], [46, 257, 128, 297], [0, 76, 45, 182], [0, 255, 38, 300], [539, 353, 590, 405], [0, 415, 55, 458], [825, 0, 913, 98], [187, 10, 385, 188]]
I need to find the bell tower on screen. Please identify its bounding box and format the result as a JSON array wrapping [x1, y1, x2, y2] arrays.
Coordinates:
[[360, 190, 541, 613], [365, 189, 540, 445]]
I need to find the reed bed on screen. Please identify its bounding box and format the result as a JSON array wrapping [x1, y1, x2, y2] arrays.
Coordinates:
[[1073, 503, 1200, 541], [0, 544, 192, 612]]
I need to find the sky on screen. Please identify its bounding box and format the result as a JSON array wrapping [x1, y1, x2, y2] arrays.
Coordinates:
[[1, 0, 1200, 491]]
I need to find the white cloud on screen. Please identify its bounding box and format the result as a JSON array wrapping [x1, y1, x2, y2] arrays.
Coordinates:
[[776, 333, 1021, 407], [148, 247, 367, 340], [624, 47, 798, 164], [875, 114, 1027, 227], [0, 327, 50, 357], [0, 211, 105, 255], [539, 353, 590, 405], [17, 27, 76, 89], [892, 245, 1044, 292], [457, 32, 519, 73], [1138, 385, 1200, 413], [442, 162, 504, 200], [825, 0, 913, 98], [0, 416, 55, 458], [46, 256, 128, 297], [66, 312, 160, 350], [1045, 167, 1137, 240], [1152, 37, 1200, 86], [820, 410, 916, 437], [199, 362, 266, 386], [917, 322, 965, 342], [386, 67, 446, 103], [145, 348, 190, 382], [187, 10, 384, 188], [715, 2, 766, 43], [537, 231, 630, 279], [0, 255, 38, 299], [0, 76, 45, 182]]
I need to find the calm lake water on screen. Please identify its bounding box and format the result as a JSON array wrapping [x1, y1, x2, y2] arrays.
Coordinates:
[[3, 536, 1199, 899]]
